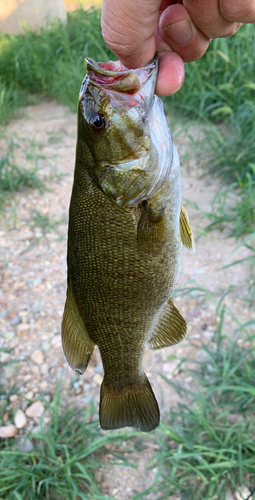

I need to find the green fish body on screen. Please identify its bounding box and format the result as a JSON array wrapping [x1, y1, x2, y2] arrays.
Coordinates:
[[62, 56, 195, 432]]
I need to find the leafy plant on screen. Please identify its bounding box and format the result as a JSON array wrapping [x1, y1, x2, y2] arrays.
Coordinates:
[[0, 8, 114, 123]]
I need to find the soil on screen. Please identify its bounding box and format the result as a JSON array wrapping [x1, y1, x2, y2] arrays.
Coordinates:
[[0, 100, 253, 499]]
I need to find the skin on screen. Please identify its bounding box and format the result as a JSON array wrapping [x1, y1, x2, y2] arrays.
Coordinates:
[[101, 0, 255, 96]]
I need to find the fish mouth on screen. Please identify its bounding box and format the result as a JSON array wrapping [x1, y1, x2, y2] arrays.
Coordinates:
[[85, 56, 158, 95]]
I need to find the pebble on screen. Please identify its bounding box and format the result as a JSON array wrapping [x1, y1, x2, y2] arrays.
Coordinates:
[[226, 490, 234, 500], [40, 381, 48, 391], [84, 383, 91, 392], [235, 487, 251, 500], [203, 330, 214, 338], [17, 323, 30, 334], [14, 437, 33, 453], [31, 349, 44, 365], [41, 340, 50, 352], [4, 364, 19, 379], [0, 424, 18, 438], [94, 373, 103, 385], [9, 394, 18, 402], [162, 361, 178, 373], [190, 339, 202, 347], [0, 308, 8, 318], [32, 301, 43, 313], [25, 391, 34, 400], [41, 363, 49, 374], [14, 409, 27, 429], [94, 364, 104, 374], [51, 334, 62, 348], [26, 401, 45, 418], [4, 331, 15, 340], [9, 315, 21, 326], [0, 352, 9, 363], [31, 425, 40, 435]]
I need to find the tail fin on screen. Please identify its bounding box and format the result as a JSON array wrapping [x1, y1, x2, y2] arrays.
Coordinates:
[[99, 375, 160, 432]]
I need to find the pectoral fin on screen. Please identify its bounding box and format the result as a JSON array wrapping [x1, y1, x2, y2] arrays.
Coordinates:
[[180, 205, 195, 254], [137, 203, 166, 254], [149, 298, 187, 350], [61, 284, 95, 374]]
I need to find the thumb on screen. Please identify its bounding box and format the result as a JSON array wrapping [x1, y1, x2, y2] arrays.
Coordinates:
[[101, 0, 161, 69]]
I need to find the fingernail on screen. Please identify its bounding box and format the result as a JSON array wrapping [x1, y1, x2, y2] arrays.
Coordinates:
[[163, 20, 193, 46]]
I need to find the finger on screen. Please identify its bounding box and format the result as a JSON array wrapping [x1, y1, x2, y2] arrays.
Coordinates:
[[158, 4, 211, 62], [156, 52, 185, 96], [183, 0, 241, 38], [220, 0, 255, 23], [101, 0, 161, 69]]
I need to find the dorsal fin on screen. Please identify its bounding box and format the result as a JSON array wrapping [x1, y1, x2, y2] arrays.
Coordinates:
[[180, 205, 195, 255]]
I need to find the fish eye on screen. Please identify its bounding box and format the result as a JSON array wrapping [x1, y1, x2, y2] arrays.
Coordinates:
[[89, 113, 106, 133]]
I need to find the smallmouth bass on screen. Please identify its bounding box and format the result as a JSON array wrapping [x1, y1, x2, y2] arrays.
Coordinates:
[[62, 56, 195, 432]]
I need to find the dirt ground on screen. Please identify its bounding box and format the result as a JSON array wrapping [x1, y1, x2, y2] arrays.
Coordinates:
[[0, 100, 253, 499]]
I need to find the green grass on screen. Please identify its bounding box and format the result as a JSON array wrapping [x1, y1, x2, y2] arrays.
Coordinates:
[[169, 25, 255, 121], [0, 8, 114, 123], [1, 9, 255, 499], [149, 294, 255, 500], [220, 233, 255, 307], [21, 209, 67, 253], [0, 135, 47, 209], [165, 24, 255, 237], [184, 101, 255, 237], [1, 288, 255, 499], [0, 382, 138, 500], [0, 8, 254, 234]]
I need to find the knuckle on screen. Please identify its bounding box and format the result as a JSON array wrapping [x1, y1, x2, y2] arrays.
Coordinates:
[[181, 38, 211, 63], [220, 0, 253, 22]]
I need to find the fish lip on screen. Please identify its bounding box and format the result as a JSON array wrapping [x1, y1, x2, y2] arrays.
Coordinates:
[[85, 55, 157, 77], [84, 56, 158, 95]]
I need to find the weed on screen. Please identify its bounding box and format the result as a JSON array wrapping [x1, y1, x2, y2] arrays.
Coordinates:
[[0, 8, 114, 122], [199, 180, 255, 239], [165, 25, 255, 236], [0, 381, 138, 500], [0, 135, 46, 208], [221, 233, 255, 307], [167, 24, 255, 122], [21, 209, 67, 252], [150, 303, 255, 500]]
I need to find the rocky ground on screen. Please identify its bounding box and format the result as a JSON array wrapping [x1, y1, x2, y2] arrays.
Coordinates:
[[0, 100, 253, 499]]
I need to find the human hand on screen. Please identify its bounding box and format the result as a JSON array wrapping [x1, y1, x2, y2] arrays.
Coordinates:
[[101, 0, 255, 96]]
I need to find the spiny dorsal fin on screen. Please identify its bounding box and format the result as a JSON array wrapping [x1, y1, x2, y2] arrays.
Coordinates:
[[149, 298, 187, 350], [180, 205, 195, 254], [61, 285, 95, 374]]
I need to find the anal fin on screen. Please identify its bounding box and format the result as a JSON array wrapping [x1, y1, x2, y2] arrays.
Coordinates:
[[180, 205, 195, 254], [149, 298, 187, 350], [61, 284, 95, 374]]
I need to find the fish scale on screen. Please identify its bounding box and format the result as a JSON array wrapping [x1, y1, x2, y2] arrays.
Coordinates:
[[62, 55, 195, 431]]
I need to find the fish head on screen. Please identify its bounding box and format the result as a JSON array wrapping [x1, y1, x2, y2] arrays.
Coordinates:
[[78, 56, 173, 206]]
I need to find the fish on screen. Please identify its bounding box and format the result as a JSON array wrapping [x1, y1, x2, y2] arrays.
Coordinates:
[[61, 55, 195, 432]]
